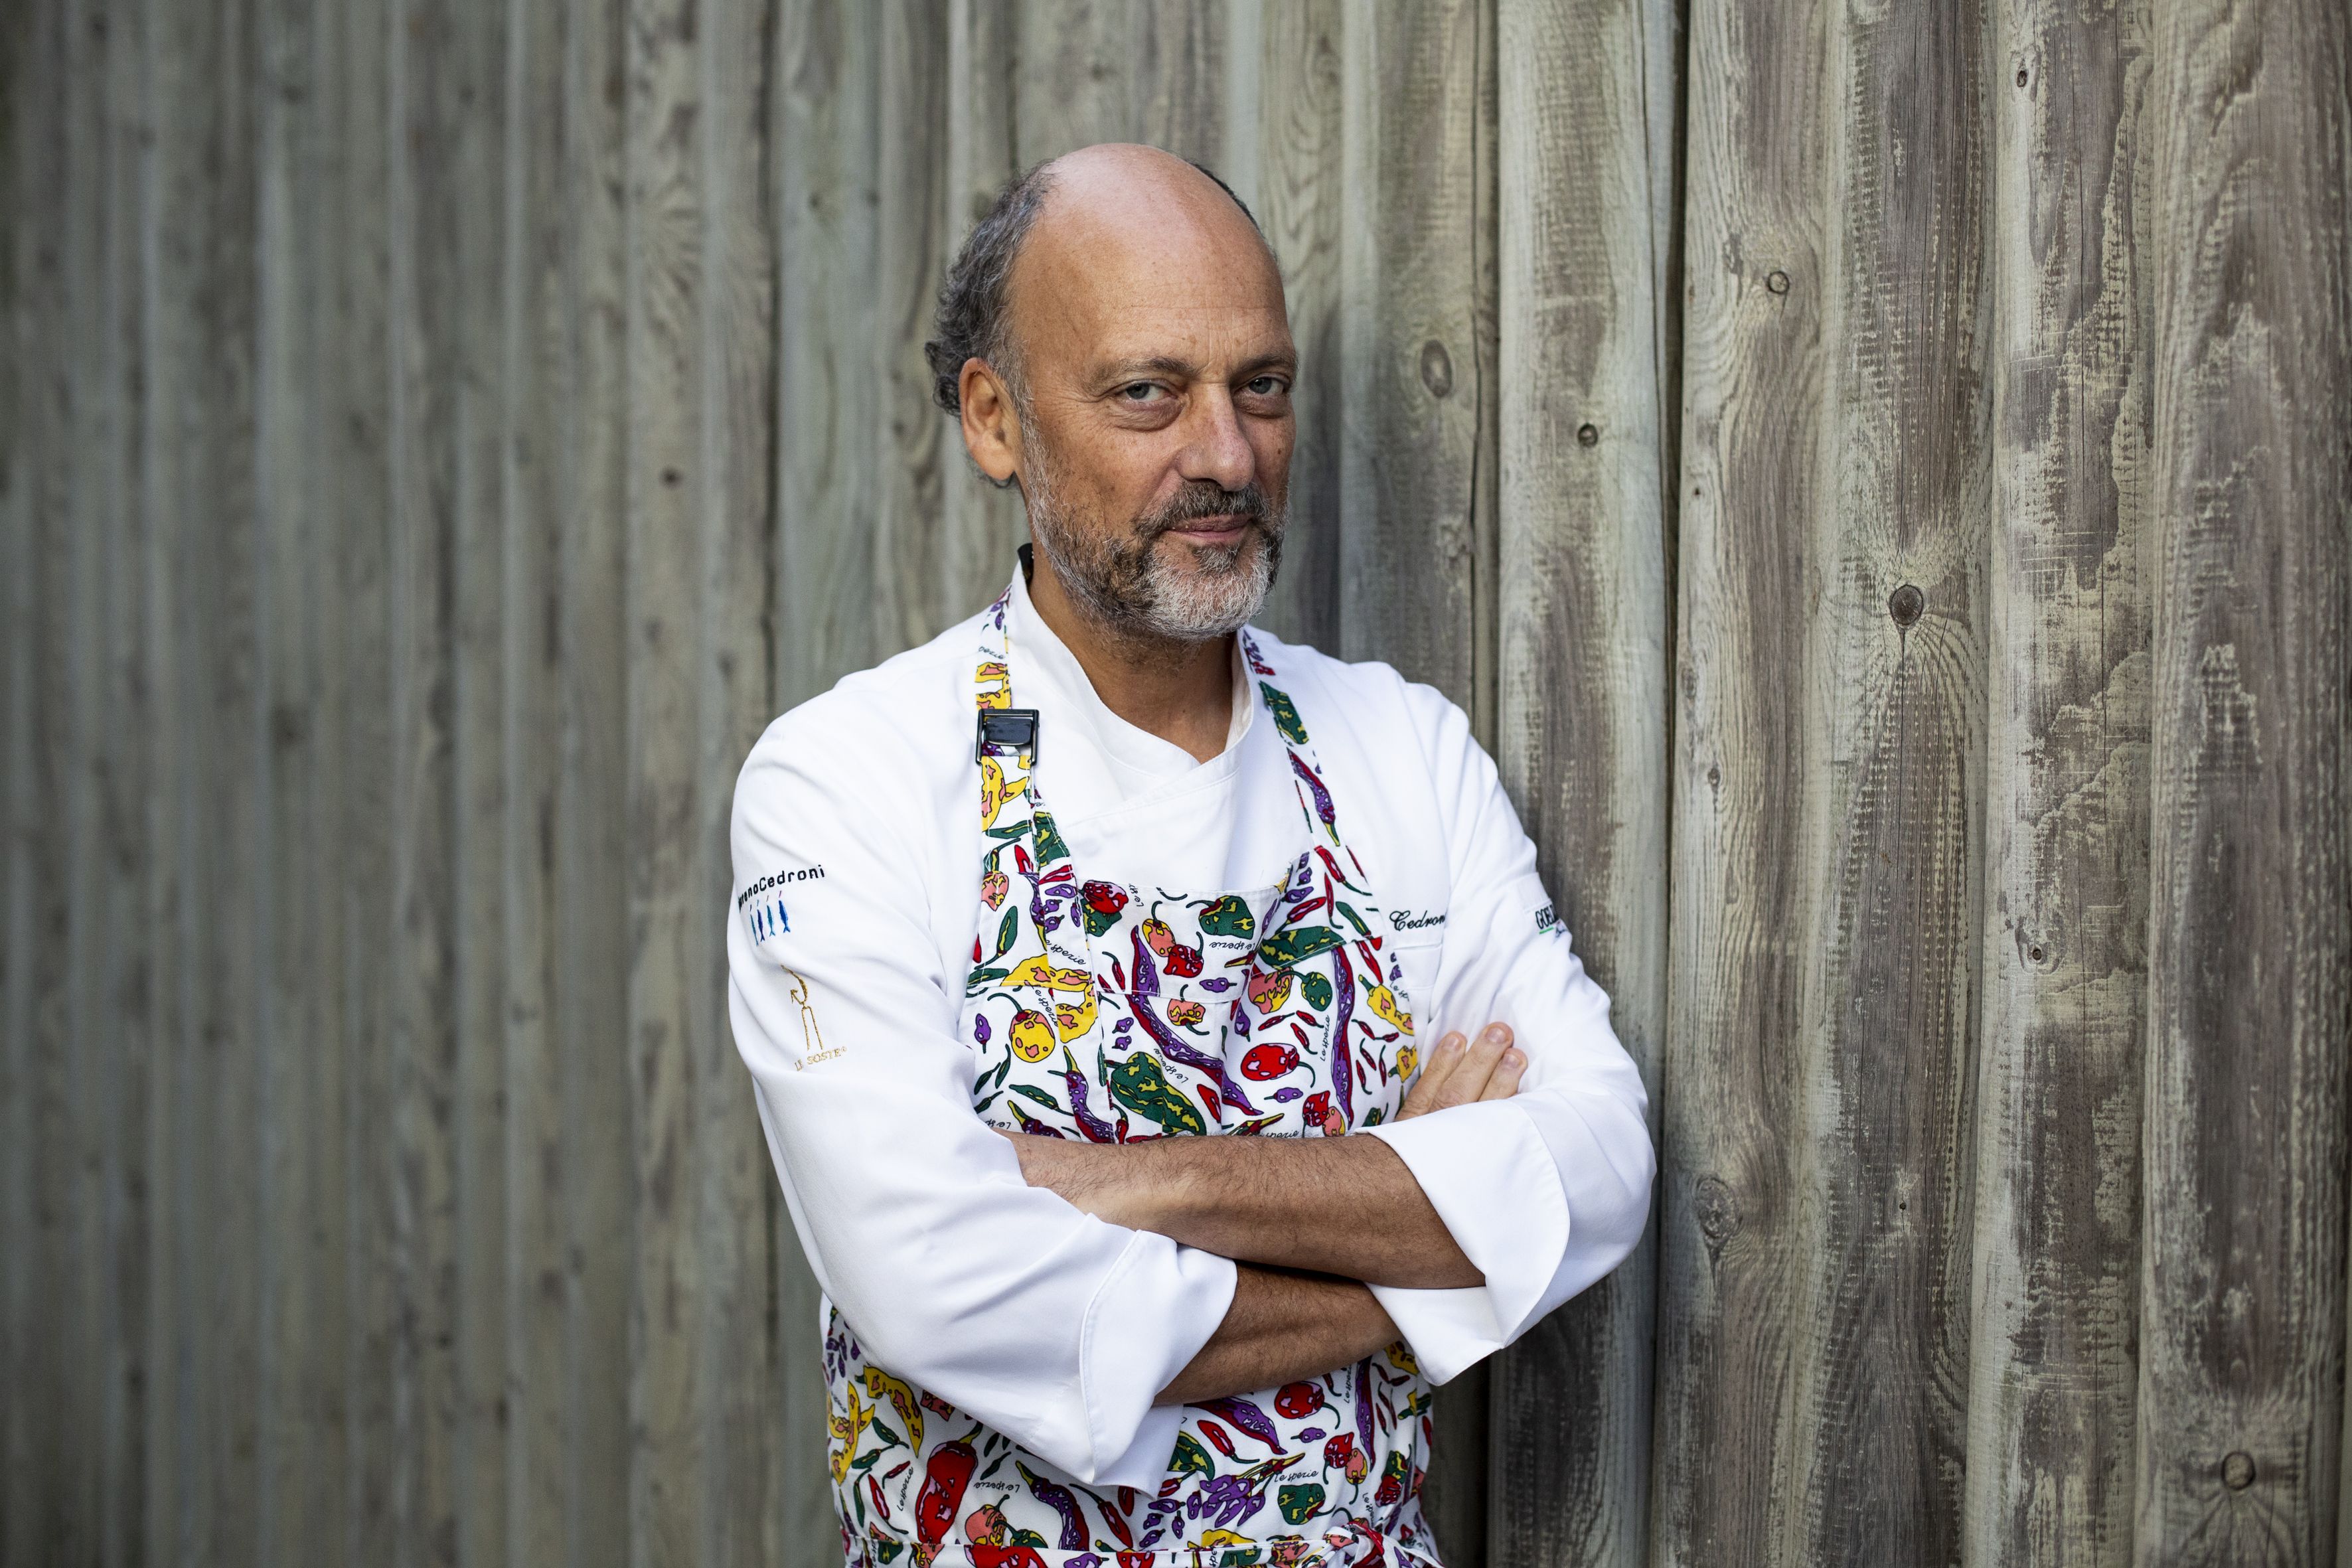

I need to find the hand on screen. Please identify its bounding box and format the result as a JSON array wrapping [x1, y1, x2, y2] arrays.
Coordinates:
[[1396, 1024, 1525, 1120]]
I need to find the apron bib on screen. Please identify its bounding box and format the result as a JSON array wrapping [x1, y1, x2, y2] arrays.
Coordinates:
[[824, 590, 1438, 1568]]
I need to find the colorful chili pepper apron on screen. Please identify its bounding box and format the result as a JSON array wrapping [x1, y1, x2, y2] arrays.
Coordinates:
[[825, 589, 1437, 1568]]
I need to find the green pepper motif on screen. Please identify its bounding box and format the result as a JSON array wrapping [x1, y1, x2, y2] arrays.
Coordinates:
[[1030, 809, 1071, 865], [1194, 894, 1257, 939], [1299, 971, 1334, 1010], [1259, 681, 1308, 745], [1277, 1483, 1326, 1526], [1171, 1431, 1217, 1480], [1107, 1054, 1208, 1137], [1259, 925, 1342, 969]]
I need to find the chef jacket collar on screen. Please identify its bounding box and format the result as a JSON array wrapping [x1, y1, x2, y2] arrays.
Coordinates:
[[1002, 562, 1258, 823]]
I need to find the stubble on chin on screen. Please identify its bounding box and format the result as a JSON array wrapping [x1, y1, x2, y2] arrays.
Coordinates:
[[1025, 459, 1285, 644]]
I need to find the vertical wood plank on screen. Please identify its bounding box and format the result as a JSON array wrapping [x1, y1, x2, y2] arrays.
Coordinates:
[[1247, 0, 1345, 653], [1337, 5, 1498, 1560], [1011, 1, 1225, 169], [1781, 0, 1994, 1561], [388, 0, 467, 1555], [256, 0, 351, 1557], [94, 6, 159, 1559], [1962, 2, 2152, 1564], [146, 0, 267, 1557], [2, 6, 72, 1561], [1489, 0, 1677, 1565], [624, 0, 781, 1559], [323, 0, 400, 1555], [445, 0, 512, 1559], [554, 1, 635, 1561], [2135, 0, 2352, 1561], [1648, 0, 1833, 1557]]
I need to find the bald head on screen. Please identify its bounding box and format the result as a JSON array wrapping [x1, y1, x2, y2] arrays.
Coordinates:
[[925, 144, 1280, 416]]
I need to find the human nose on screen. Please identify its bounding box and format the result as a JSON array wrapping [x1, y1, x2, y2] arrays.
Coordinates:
[[1177, 384, 1256, 494]]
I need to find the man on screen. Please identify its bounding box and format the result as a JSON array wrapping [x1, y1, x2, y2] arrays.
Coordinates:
[[728, 144, 1652, 1567]]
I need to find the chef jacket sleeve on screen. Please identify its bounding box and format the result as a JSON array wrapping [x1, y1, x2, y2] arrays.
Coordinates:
[[726, 694, 1237, 1486], [1359, 682, 1656, 1384]]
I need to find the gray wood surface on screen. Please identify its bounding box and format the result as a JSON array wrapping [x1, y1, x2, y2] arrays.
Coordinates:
[[6, 3, 2352, 1567], [2135, 0, 2352, 1563], [1962, 2, 2152, 1564], [1490, 2, 1678, 1566]]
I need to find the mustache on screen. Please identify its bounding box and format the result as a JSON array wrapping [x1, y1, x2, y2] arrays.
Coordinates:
[[1137, 481, 1277, 539]]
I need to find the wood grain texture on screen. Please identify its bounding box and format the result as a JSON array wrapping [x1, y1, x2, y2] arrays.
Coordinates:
[[1489, 1, 1677, 1566], [1962, 3, 2152, 1565], [623, 0, 780, 1559], [256, 0, 351, 1557], [1650, 0, 1834, 1559], [2135, 0, 2352, 1561], [1246, 0, 1344, 653], [1334, 6, 1500, 1561]]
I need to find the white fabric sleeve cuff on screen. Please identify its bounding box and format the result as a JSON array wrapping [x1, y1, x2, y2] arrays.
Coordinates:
[[1364, 1099, 1569, 1383], [1077, 1235, 1237, 1488]]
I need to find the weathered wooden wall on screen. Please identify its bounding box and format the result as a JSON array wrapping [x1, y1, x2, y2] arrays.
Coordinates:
[[3, 1, 2346, 1567]]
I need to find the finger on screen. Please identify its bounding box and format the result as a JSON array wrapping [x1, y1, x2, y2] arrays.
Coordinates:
[[1477, 1046, 1527, 1101], [1398, 1032, 1468, 1117], [1449, 1024, 1514, 1101]]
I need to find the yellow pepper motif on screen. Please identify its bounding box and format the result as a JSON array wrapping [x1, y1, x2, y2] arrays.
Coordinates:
[[1004, 956, 1099, 1043], [1368, 983, 1412, 1036], [979, 754, 1027, 828], [1008, 1008, 1056, 1063], [862, 1364, 922, 1449], [975, 661, 1012, 710], [827, 1381, 871, 1484]]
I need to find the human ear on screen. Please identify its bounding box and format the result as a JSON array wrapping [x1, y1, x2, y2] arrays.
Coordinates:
[[957, 358, 1022, 486]]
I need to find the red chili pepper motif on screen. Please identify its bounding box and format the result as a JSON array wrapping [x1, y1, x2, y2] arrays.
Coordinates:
[[1241, 1043, 1300, 1081], [1275, 1381, 1322, 1419], [1303, 1090, 1331, 1128], [1199, 1419, 1240, 1460], [1082, 880, 1127, 915], [866, 1471, 892, 1522], [1196, 1083, 1222, 1122], [1014, 843, 1034, 876], [1375, 1449, 1411, 1506], [1323, 1432, 1354, 1472], [914, 1441, 977, 1548], [1165, 944, 1204, 978]]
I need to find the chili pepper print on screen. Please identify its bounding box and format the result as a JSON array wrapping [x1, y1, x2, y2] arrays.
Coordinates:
[[1239, 1043, 1299, 1081], [1327, 947, 1356, 1127], [1302, 1090, 1332, 1133], [1195, 1083, 1223, 1124], [1054, 1049, 1119, 1144], [1164, 943, 1205, 979], [828, 1382, 873, 1485], [1374, 1450, 1410, 1507], [979, 755, 1024, 829], [1244, 967, 1293, 1012], [1140, 915, 1178, 959], [1257, 925, 1341, 969], [1128, 928, 1162, 998], [1079, 879, 1128, 937], [868, 1472, 895, 1526], [1277, 1484, 1326, 1527], [1321, 1432, 1356, 1478], [1192, 894, 1256, 939], [1008, 1008, 1055, 1064], [1298, 971, 1333, 1010], [981, 869, 1009, 911], [863, 1365, 924, 1449], [1273, 1383, 1322, 1420], [1015, 1462, 1089, 1549], [1126, 993, 1257, 1114], [1029, 809, 1071, 864], [1171, 1431, 1217, 1482], [1287, 751, 1338, 842], [1313, 845, 1370, 897], [1198, 1397, 1283, 1452], [1105, 1054, 1208, 1137], [1165, 997, 1207, 1028], [1352, 1358, 1375, 1462], [1241, 631, 1279, 678], [1186, 1454, 1302, 1531], [1259, 681, 1308, 744]]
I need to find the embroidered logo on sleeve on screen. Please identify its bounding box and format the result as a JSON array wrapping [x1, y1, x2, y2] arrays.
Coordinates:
[[1533, 901, 1563, 937], [783, 965, 844, 1069], [738, 864, 825, 945]]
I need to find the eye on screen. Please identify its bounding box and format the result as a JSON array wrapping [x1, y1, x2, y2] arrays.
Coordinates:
[[1243, 374, 1290, 398], [1117, 382, 1168, 404]]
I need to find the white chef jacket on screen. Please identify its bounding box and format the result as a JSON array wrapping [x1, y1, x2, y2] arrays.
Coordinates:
[[726, 568, 1652, 1490]]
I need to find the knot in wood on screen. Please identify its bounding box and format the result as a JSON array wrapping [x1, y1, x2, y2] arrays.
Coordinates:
[[1694, 1175, 1741, 1245], [1419, 340, 1454, 398], [1765, 270, 1790, 295], [2221, 1451, 2256, 1491], [1889, 584, 1924, 628], [1576, 423, 1600, 447]]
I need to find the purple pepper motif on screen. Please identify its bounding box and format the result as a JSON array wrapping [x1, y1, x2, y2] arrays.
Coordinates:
[[1057, 1049, 1119, 1144], [1017, 1461, 1089, 1549], [1129, 927, 1161, 998], [1328, 945, 1356, 1127], [1354, 1356, 1375, 1456], [1198, 1396, 1283, 1452], [1289, 751, 1338, 839], [1130, 997, 1257, 1115]]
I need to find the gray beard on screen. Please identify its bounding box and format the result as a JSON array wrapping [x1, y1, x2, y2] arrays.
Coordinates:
[[1021, 439, 1283, 643]]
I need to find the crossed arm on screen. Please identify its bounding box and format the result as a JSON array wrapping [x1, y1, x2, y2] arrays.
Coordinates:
[[1004, 1024, 1528, 1405]]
